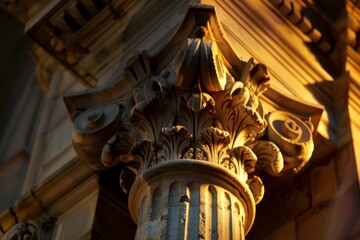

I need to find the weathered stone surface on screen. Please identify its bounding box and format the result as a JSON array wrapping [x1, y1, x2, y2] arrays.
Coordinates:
[[65, 4, 318, 239]]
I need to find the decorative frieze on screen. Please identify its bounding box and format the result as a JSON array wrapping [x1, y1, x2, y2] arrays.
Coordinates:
[[65, 4, 318, 238]]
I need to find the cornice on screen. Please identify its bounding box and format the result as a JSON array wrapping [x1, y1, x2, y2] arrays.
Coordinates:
[[22, 0, 191, 88], [0, 0, 49, 24], [204, 1, 336, 152], [266, 0, 360, 72], [269, 0, 336, 54], [0, 158, 96, 236]]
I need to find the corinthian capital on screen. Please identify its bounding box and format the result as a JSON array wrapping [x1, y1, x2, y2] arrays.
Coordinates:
[[65, 4, 319, 238]]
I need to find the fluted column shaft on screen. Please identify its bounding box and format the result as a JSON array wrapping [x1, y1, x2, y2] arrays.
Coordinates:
[[128, 160, 255, 240]]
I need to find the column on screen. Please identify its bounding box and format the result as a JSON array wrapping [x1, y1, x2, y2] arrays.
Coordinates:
[[129, 160, 253, 240], [68, 5, 315, 239]]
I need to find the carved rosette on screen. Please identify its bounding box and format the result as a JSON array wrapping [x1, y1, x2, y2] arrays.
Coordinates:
[[67, 5, 316, 239]]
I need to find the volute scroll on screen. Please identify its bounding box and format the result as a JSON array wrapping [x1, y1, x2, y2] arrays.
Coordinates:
[[67, 5, 317, 200], [65, 5, 319, 239], [266, 110, 314, 176]]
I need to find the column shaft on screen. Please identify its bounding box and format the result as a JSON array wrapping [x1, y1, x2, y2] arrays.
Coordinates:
[[128, 160, 254, 240]]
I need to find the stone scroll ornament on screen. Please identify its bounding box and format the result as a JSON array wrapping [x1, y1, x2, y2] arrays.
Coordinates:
[[1, 222, 39, 240], [1, 216, 55, 240], [68, 5, 315, 238]]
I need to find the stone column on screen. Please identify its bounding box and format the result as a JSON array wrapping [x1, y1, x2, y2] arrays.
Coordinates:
[[129, 160, 254, 240], [68, 5, 315, 239]]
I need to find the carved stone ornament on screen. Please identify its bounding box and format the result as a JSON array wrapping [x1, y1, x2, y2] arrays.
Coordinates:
[[1, 216, 56, 240], [1, 222, 39, 240], [266, 111, 314, 176], [65, 4, 317, 239]]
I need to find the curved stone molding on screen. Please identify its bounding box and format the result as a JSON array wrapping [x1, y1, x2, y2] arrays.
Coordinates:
[[1, 222, 39, 240], [246, 175, 265, 204], [267, 111, 314, 176], [1, 216, 56, 240], [72, 102, 120, 169]]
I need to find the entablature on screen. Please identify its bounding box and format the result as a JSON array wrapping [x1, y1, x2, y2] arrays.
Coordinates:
[[22, 0, 190, 87], [1, 0, 339, 150]]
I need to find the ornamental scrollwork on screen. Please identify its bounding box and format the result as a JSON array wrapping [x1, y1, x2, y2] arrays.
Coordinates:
[[1, 216, 56, 240], [1, 222, 39, 240], [69, 8, 315, 205], [266, 111, 314, 176]]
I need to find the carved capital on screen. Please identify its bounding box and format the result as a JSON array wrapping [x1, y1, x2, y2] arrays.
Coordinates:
[[65, 4, 317, 238], [266, 111, 314, 176]]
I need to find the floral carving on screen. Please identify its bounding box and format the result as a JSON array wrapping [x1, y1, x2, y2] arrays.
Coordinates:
[[69, 16, 315, 205], [158, 125, 192, 161]]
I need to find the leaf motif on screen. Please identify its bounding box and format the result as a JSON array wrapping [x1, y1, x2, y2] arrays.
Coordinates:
[[199, 40, 228, 92], [233, 146, 257, 174], [200, 127, 231, 164], [101, 132, 136, 167], [131, 140, 159, 170], [228, 81, 250, 107], [249, 140, 284, 175], [158, 125, 192, 160], [187, 91, 206, 112], [246, 175, 264, 204]]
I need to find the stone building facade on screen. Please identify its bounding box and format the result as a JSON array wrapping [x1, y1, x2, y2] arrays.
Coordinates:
[[0, 0, 359, 239]]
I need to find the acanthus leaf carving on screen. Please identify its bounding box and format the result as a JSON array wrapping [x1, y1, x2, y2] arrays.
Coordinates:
[[233, 145, 258, 174], [200, 126, 231, 165], [249, 140, 284, 175], [158, 125, 192, 161], [101, 132, 136, 168], [66, 5, 317, 207], [246, 175, 265, 204], [199, 39, 231, 92]]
